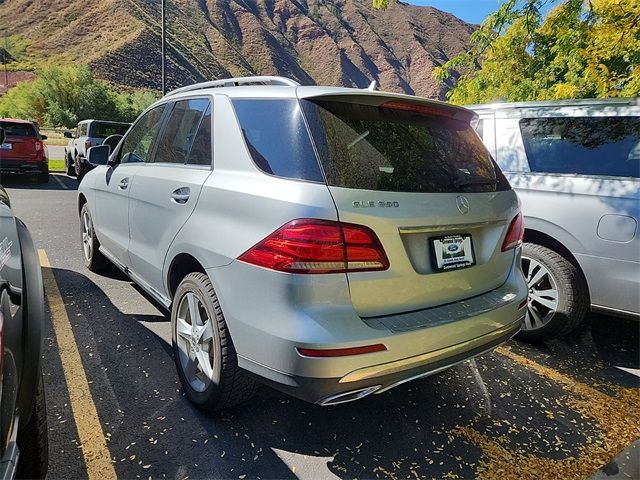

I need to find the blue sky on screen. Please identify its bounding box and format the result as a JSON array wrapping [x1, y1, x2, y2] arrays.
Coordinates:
[[408, 1, 503, 24]]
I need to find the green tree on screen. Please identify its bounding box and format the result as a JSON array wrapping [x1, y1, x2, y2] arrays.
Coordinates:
[[0, 65, 158, 127], [432, 0, 640, 103]]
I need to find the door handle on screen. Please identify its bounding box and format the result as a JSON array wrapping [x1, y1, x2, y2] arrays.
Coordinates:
[[118, 177, 129, 190], [171, 187, 191, 204]]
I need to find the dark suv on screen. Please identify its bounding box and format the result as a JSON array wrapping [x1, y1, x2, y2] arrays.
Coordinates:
[[0, 119, 49, 184], [0, 129, 48, 478]]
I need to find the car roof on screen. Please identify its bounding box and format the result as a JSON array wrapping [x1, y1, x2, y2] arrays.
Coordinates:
[[159, 76, 475, 120], [79, 119, 130, 125], [0, 118, 35, 125], [466, 97, 639, 111]]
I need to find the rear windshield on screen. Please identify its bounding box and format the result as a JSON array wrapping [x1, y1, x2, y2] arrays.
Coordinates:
[[520, 117, 640, 178], [1, 121, 37, 137], [301, 99, 507, 193], [89, 122, 130, 138]]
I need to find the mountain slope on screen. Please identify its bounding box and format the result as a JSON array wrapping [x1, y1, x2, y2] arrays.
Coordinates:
[[0, 0, 475, 98]]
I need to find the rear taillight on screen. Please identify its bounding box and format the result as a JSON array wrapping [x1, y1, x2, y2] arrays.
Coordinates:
[[85, 140, 92, 150], [238, 219, 390, 274], [502, 213, 524, 251], [34, 140, 43, 151]]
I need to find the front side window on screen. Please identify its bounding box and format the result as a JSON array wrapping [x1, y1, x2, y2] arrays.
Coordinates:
[[77, 123, 88, 137], [155, 99, 210, 165], [302, 99, 506, 193], [232, 99, 324, 182], [520, 117, 640, 178], [118, 105, 166, 164]]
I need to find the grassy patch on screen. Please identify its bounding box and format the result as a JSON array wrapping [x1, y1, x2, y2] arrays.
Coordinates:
[[49, 159, 65, 172]]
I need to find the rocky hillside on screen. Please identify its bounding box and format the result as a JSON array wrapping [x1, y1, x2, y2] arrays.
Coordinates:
[[0, 0, 475, 99]]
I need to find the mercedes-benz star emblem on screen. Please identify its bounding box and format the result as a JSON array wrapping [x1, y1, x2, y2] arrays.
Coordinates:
[[456, 195, 470, 214]]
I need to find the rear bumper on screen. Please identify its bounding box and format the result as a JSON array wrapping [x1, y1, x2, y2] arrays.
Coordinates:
[[251, 319, 522, 405], [0, 159, 48, 174], [207, 252, 528, 404]]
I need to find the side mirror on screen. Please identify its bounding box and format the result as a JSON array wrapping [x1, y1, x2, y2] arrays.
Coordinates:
[[40, 134, 48, 141], [0, 128, 4, 144], [86, 145, 111, 166], [63, 131, 73, 139]]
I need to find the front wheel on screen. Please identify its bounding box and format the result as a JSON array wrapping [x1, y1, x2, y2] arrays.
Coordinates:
[[517, 243, 589, 342], [171, 272, 257, 411], [80, 204, 108, 272]]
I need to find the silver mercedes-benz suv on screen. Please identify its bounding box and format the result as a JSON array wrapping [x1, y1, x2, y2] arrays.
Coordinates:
[[470, 99, 639, 342], [77, 76, 527, 410]]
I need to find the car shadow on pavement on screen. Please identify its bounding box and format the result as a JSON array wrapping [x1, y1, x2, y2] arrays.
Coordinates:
[[45, 266, 640, 479], [0, 173, 78, 191]]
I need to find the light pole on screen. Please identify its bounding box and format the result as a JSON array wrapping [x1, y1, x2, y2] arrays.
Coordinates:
[[161, 0, 166, 95]]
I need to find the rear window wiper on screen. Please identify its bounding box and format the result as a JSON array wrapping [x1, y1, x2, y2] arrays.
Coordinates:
[[453, 175, 497, 187]]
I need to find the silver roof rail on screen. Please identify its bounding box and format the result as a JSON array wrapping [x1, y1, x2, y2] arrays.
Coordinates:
[[164, 76, 300, 98]]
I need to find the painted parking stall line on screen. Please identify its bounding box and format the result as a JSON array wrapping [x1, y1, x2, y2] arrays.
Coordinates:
[[39, 249, 116, 480], [51, 174, 69, 190]]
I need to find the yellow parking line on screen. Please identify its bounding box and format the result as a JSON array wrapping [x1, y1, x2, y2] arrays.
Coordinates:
[[38, 250, 116, 480]]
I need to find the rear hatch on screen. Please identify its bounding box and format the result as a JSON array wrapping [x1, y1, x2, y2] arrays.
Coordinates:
[[299, 93, 519, 317], [0, 121, 41, 161]]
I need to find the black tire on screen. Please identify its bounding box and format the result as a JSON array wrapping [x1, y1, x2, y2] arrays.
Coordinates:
[[171, 272, 257, 411], [16, 373, 48, 479], [517, 243, 589, 342], [65, 154, 76, 177], [80, 204, 108, 272], [35, 170, 49, 184], [76, 160, 87, 183]]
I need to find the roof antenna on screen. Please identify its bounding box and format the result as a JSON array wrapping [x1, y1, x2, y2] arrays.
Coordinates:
[[367, 80, 377, 91]]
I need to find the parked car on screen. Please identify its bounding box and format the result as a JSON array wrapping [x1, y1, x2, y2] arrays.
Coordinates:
[[0, 127, 48, 478], [470, 98, 640, 341], [64, 119, 130, 181], [78, 76, 527, 410], [0, 119, 49, 183]]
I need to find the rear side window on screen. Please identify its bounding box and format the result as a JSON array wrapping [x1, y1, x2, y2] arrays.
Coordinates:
[[155, 99, 210, 165], [232, 99, 324, 182], [1, 121, 37, 137], [520, 117, 640, 178], [187, 104, 212, 166], [90, 122, 130, 138], [302, 100, 507, 193], [119, 105, 166, 164]]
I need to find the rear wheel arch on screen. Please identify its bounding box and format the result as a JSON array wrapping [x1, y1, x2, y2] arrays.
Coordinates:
[[78, 193, 87, 215], [523, 228, 589, 298], [167, 253, 207, 300]]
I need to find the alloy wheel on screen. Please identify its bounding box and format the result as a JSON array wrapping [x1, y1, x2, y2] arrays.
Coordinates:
[[175, 291, 216, 392], [521, 256, 559, 331], [81, 210, 93, 262]]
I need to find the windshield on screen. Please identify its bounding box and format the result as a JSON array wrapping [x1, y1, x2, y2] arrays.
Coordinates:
[[301, 99, 509, 193]]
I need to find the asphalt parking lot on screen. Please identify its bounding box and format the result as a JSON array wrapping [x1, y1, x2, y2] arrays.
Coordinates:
[[3, 173, 639, 479]]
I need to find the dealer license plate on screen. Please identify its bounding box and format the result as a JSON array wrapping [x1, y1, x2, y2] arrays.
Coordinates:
[[431, 234, 475, 271]]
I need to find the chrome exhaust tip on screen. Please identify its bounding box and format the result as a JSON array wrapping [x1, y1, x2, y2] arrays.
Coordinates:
[[318, 385, 381, 406]]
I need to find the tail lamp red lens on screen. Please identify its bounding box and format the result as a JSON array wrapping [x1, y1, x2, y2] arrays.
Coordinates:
[[85, 140, 92, 150], [238, 219, 390, 274], [502, 213, 524, 251], [34, 140, 43, 152], [297, 344, 387, 357]]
